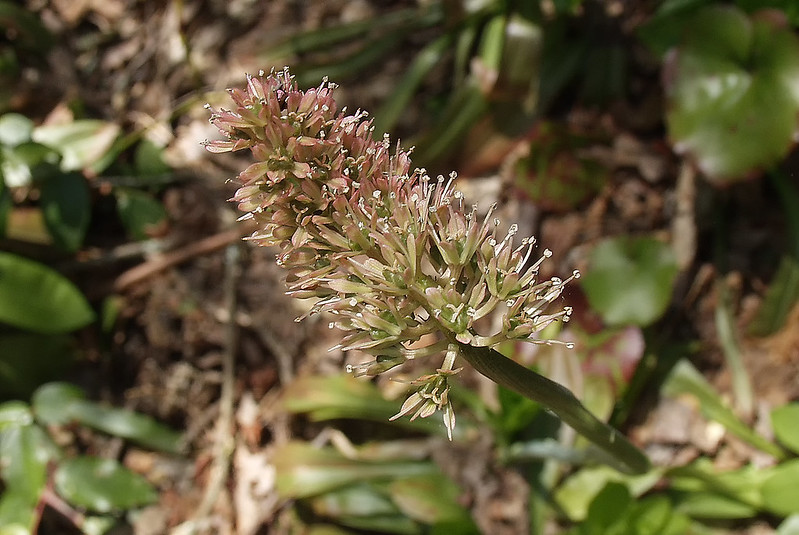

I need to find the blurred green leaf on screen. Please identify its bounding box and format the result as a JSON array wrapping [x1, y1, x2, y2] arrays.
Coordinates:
[[32, 120, 120, 173], [736, 0, 799, 26], [273, 442, 438, 499], [0, 489, 36, 534], [114, 188, 167, 241], [664, 6, 799, 183], [761, 459, 799, 516], [1, 142, 58, 189], [309, 483, 419, 535], [772, 403, 799, 455], [282, 374, 441, 434], [0, 114, 33, 147], [554, 465, 661, 521], [134, 139, 170, 177], [637, 0, 712, 57], [580, 237, 678, 327], [0, 177, 10, 236], [0, 1, 53, 53], [0, 332, 72, 399], [32, 382, 181, 453], [512, 122, 607, 212], [0, 252, 95, 333], [390, 474, 474, 528], [39, 171, 90, 252], [580, 482, 632, 534], [672, 491, 757, 519], [373, 33, 453, 136], [0, 424, 59, 502], [749, 256, 799, 336], [0, 401, 32, 430], [54, 456, 158, 513]]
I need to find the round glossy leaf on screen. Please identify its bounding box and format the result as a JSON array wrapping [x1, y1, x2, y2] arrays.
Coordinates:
[[761, 459, 799, 516], [39, 171, 90, 252], [54, 456, 158, 513], [580, 237, 678, 327], [0, 252, 95, 333], [665, 6, 799, 183]]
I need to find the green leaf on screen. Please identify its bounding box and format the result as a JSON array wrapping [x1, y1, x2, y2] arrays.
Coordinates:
[[39, 171, 90, 252], [54, 456, 158, 513], [32, 120, 120, 173], [0, 178, 10, 236], [273, 441, 438, 499], [554, 465, 661, 521], [749, 256, 799, 336], [772, 403, 799, 455], [0, 424, 59, 502], [582, 481, 632, 533], [0, 114, 33, 147], [672, 491, 757, 519], [134, 139, 170, 177], [761, 459, 799, 516], [0, 252, 95, 333], [664, 6, 799, 183], [389, 474, 474, 526], [580, 237, 679, 327], [0, 489, 37, 534], [0, 401, 33, 430], [282, 374, 441, 434], [0, 333, 73, 399], [114, 188, 167, 241], [32, 382, 181, 453], [1, 142, 57, 188], [512, 122, 607, 212]]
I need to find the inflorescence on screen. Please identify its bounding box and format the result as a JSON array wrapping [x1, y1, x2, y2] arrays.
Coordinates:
[[205, 67, 578, 439]]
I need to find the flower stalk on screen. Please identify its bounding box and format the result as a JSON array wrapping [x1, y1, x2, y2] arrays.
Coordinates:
[[205, 68, 650, 474]]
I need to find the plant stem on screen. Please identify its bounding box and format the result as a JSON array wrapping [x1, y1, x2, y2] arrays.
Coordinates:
[[454, 340, 651, 474]]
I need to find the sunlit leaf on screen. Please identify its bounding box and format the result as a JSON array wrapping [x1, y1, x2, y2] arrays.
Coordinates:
[[114, 188, 168, 241], [0, 489, 36, 534], [0, 401, 33, 430], [282, 374, 441, 434], [0, 114, 33, 147], [32, 120, 120, 173], [54, 456, 158, 513], [778, 515, 799, 535], [664, 6, 799, 183], [772, 403, 799, 455], [389, 474, 474, 527], [273, 441, 438, 499], [580, 237, 678, 327], [761, 459, 799, 516], [32, 382, 181, 453], [39, 171, 90, 252], [0, 424, 59, 503], [0, 252, 95, 333], [672, 491, 757, 519]]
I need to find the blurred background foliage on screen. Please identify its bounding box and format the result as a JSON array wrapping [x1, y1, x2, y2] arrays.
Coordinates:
[[3, 0, 799, 533]]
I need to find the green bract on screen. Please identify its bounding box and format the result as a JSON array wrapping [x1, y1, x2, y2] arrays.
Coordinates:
[[665, 6, 799, 183]]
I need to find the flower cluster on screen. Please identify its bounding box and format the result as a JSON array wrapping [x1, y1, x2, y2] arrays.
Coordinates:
[[206, 68, 577, 439]]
